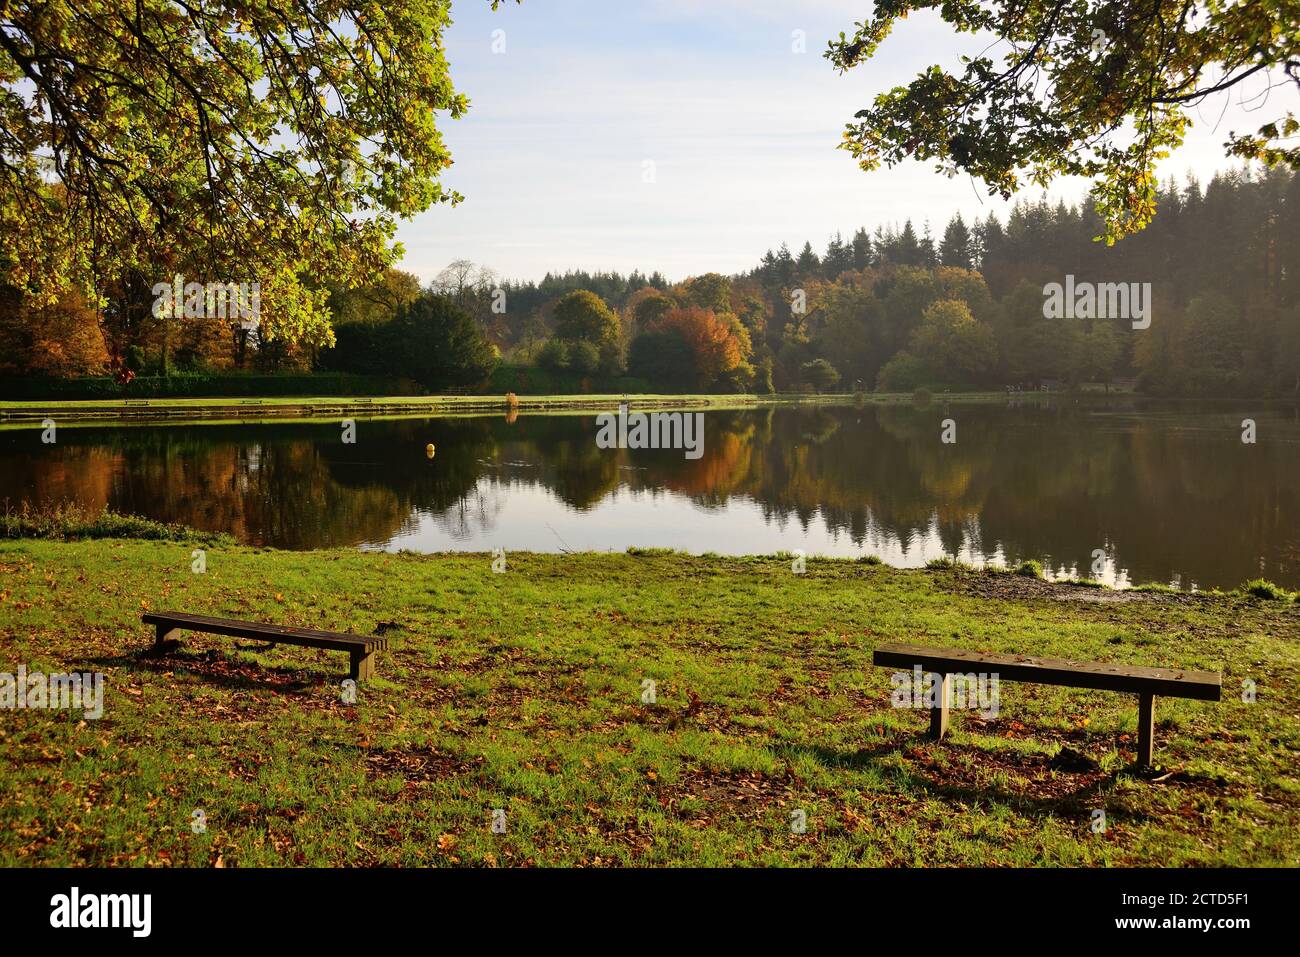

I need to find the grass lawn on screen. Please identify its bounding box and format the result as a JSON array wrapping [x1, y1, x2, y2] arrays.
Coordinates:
[[0, 391, 1013, 426], [2, 539, 1297, 866], [0, 392, 761, 410]]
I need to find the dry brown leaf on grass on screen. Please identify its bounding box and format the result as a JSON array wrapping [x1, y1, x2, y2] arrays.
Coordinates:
[[842, 806, 869, 830]]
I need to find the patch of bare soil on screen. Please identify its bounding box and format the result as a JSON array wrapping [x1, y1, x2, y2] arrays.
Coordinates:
[[575, 806, 654, 863], [364, 744, 481, 783], [966, 714, 1132, 749], [594, 695, 772, 738], [138, 648, 324, 693], [1052, 588, 1148, 603], [652, 766, 805, 825], [907, 745, 1112, 804], [936, 572, 1200, 606]]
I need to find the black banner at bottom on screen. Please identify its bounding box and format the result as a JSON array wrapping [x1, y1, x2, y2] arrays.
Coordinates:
[[0, 866, 1283, 943]]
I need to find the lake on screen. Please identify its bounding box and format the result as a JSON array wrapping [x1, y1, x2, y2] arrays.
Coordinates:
[[4, 399, 1298, 590]]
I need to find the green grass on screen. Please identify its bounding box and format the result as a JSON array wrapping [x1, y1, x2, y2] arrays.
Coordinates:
[[0, 392, 747, 410], [1, 539, 1296, 866], [2, 502, 233, 545], [1240, 579, 1296, 602], [0, 390, 1023, 425], [0, 391, 763, 420]]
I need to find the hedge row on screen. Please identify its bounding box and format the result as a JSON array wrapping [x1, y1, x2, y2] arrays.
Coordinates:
[[0, 373, 420, 400], [485, 364, 651, 395]]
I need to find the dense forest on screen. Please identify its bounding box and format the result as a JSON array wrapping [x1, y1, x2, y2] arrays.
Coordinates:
[[421, 166, 1300, 397], [2, 166, 1297, 397]]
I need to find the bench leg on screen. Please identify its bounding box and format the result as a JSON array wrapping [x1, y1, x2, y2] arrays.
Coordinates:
[[1137, 692, 1155, 767], [929, 672, 950, 741], [153, 624, 180, 652], [349, 649, 375, 682]]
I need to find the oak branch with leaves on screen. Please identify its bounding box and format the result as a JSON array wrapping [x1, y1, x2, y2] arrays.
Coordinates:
[[827, 0, 1300, 242], [0, 0, 476, 345]]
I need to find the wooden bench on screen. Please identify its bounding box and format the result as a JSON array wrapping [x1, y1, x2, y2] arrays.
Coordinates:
[[873, 642, 1221, 767], [143, 611, 387, 681]]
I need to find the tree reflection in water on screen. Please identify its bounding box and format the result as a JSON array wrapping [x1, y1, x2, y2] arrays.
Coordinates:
[[2, 400, 1296, 589]]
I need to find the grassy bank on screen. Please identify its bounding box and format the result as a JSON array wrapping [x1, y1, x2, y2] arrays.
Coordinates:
[[0, 392, 761, 425], [2, 538, 1296, 866], [0, 391, 1016, 425]]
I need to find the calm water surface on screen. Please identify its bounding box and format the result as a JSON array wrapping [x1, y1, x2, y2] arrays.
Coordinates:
[[4, 400, 1298, 590]]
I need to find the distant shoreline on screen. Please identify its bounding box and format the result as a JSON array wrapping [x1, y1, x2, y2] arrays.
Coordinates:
[[0, 391, 1018, 424]]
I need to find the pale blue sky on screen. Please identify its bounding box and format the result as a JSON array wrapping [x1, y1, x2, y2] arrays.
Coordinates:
[[396, 0, 1298, 284]]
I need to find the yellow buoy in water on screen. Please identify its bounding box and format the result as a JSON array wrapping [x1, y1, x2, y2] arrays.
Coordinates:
[[425, 443, 435, 459]]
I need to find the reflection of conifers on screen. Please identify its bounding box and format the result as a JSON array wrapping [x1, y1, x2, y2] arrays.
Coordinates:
[[490, 415, 621, 509], [1120, 420, 1294, 587], [306, 419, 499, 545], [735, 405, 1077, 565]]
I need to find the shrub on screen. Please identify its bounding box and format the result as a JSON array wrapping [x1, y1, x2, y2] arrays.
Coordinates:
[[384, 293, 498, 389], [2, 502, 231, 544], [1241, 579, 1292, 601], [597, 340, 625, 377], [801, 358, 841, 393], [537, 338, 570, 371], [124, 344, 147, 374], [318, 291, 496, 389], [484, 363, 649, 395], [876, 351, 932, 392], [627, 327, 694, 389], [1132, 582, 1179, 594], [926, 556, 954, 570], [640, 306, 745, 391], [567, 340, 600, 375], [1015, 559, 1044, 578], [716, 362, 755, 394], [0, 373, 416, 400]]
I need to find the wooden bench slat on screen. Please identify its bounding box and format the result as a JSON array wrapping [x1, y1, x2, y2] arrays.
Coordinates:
[[143, 611, 387, 653], [873, 642, 1221, 701]]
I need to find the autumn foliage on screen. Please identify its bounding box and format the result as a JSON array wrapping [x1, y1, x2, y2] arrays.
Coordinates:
[[0, 287, 108, 377], [644, 307, 744, 389]]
